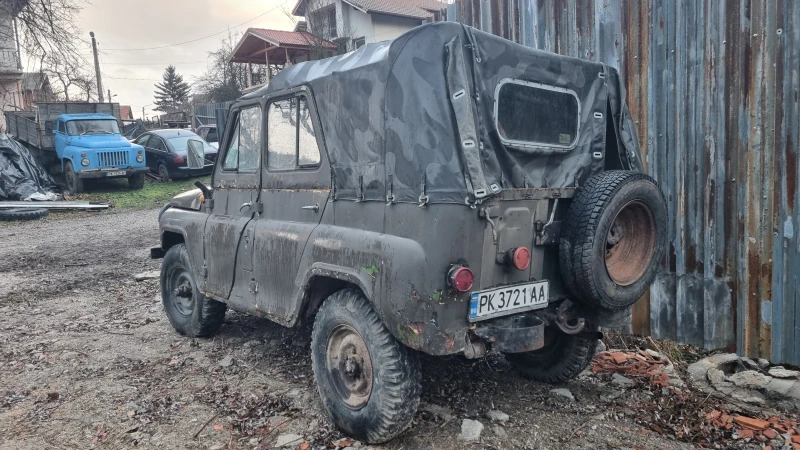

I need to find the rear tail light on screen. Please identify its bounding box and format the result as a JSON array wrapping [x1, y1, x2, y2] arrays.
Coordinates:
[[448, 267, 474, 292], [510, 247, 531, 270], [173, 155, 185, 164]]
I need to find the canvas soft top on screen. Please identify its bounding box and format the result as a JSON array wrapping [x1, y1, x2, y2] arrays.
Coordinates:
[[241, 21, 643, 205]]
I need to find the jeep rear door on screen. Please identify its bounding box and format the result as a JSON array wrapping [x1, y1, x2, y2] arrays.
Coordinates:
[[248, 90, 330, 322], [202, 103, 263, 303]]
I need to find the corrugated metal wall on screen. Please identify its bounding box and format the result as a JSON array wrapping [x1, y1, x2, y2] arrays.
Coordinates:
[[448, 0, 800, 364]]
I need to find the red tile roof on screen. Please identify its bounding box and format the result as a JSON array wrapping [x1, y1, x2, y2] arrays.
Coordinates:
[[120, 105, 133, 120], [249, 28, 336, 49]]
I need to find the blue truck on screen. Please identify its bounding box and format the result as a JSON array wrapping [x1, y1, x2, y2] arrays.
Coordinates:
[[5, 103, 148, 193]]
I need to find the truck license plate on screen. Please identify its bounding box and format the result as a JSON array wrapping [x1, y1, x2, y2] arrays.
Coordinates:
[[469, 281, 549, 322], [107, 171, 127, 177]]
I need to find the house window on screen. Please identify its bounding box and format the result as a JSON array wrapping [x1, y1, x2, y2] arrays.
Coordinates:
[[311, 5, 337, 39], [353, 37, 365, 49], [494, 79, 580, 150]]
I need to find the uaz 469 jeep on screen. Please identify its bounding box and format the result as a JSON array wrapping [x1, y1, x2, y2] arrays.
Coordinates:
[[153, 22, 667, 443]]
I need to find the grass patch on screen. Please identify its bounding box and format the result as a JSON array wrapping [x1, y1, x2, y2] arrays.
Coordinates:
[[0, 176, 209, 227], [73, 176, 210, 210]]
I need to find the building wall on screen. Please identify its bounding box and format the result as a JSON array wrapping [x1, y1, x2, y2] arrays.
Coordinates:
[[449, 0, 800, 365], [0, 5, 22, 131], [370, 13, 424, 43], [347, 6, 374, 44]]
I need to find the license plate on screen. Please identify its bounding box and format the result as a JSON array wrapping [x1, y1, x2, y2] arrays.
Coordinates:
[[106, 171, 127, 177], [468, 281, 549, 322]]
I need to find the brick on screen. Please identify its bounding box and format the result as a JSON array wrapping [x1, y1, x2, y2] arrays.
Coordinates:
[[738, 430, 754, 439], [792, 435, 800, 444], [734, 416, 770, 430], [763, 429, 778, 439], [764, 446, 772, 450], [611, 352, 629, 364]]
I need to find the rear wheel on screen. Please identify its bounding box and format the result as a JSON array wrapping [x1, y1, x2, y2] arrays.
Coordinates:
[[311, 289, 421, 443], [64, 160, 84, 194], [128, 172, 145, 189], [157, 163, 170, 180], [505, 326, 598, 384], [161, 244, 226, 337], [0, 208, 49, 221]]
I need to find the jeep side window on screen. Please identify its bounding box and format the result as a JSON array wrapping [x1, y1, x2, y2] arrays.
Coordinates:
[[223, 107, 262, 171], [267, 96, 320, 171], [495, 79, 580, 149]]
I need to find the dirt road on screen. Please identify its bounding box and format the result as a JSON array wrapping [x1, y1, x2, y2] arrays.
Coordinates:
[[0, 209, 693, 449]]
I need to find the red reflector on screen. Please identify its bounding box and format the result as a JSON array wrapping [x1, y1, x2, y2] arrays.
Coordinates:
[[512, 247, 531, 270], [173, 155, 185, 164], [449, 267, 474, 292]]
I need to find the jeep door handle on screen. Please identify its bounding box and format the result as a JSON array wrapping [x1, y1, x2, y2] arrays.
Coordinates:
[[302, 203, 319, 212]]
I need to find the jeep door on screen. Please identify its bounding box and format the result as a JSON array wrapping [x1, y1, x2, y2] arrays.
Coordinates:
[[248, 89, 330, 321], [202, 102, 263, 304]]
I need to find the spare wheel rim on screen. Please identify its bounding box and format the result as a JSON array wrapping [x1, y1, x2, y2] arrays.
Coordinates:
[[604, 200, 657, 286]]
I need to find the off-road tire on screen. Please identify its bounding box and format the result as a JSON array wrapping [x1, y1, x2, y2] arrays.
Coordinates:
[[505, 327, 598, 384], [161, 244, 226, 337], [311, 288, 421, 443], [0, 208, 49, 221], [128, 172, 145, 189], [64, 160, 84, 194], [559, 170, 667, 310]]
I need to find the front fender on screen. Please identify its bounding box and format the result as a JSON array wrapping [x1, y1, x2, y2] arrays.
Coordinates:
[[159, 207, 208, 288]]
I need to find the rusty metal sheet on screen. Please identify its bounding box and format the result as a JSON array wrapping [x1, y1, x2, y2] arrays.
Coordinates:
[[449, 0, 800, 365]]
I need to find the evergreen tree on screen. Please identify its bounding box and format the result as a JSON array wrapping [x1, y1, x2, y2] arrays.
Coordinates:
[[153, 66, 190, 112]]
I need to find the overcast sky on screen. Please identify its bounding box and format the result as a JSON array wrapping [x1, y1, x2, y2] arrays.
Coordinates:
[[55, 0, 296, 119]]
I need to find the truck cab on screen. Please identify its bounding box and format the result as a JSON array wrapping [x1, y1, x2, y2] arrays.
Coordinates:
[[54, 113, 148, 193]]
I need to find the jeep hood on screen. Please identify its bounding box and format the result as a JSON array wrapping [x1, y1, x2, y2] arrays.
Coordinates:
[[169, 188, 204, 211]]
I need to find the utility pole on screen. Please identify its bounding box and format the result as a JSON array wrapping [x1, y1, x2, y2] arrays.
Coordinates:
[[107, 89, 111, 103], [90, 31, 104, 103]]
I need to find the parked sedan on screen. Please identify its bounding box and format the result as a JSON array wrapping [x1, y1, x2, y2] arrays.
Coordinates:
[[195, 124, 219, 149], [133, 129, 217, 179]]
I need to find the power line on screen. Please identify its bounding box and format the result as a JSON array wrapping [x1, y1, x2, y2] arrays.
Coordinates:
[[102, 1, 292, 51], [103, 61, 208, 66]]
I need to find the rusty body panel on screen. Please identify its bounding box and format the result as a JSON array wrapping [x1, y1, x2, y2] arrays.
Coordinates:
[[448, 0, 800, 364]]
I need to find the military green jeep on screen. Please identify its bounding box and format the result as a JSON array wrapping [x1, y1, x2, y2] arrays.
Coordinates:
[[153, 22, 667, 443]]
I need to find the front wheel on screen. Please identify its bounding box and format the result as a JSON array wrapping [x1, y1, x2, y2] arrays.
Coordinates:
[[64, 160, 84, 194], [505, 326, 598, 384], [128, 172, 145, 189], [161, 244, 226, 337], [311, 289, 421, 443]]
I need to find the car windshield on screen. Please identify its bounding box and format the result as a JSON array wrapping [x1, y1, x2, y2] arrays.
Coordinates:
[[167, 134, 216, 155], [66, 119, 120, 136]]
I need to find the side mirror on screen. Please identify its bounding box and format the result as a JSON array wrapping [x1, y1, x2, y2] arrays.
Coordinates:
[[186, 139, 205, 170]]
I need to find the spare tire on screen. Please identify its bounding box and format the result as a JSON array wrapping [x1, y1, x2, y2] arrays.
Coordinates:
[[559, 171, 667, 310], [0, 208, 49, 221]]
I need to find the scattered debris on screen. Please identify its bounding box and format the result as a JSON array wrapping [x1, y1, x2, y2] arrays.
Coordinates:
[[611, 373, 635, 387], [0, 200, 110, 210], [550, 388, 575, 402], [458, 419, 484, 442], [769, 367, 800, 379], [591, 350, 675, 387], [134, 271, 160, 282], [485, 409, 509, 422], [276, 433, 304, 447], [218, 355, 234, 368]]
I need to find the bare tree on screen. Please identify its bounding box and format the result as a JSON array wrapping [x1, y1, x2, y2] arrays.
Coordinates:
[[6, 0, 87, 68], [302, 0, 358, 55], [195, 31, 268, 102], [42, 54, 93, 102]]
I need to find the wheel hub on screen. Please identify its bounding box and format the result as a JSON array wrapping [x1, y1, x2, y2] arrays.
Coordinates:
[[169, 273, 195, 317], [326, 325, 373, 410], [605, 200, 657, 286]]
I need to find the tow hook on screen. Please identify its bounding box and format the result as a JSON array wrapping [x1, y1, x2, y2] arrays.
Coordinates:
[[555, 299, 586, 335]]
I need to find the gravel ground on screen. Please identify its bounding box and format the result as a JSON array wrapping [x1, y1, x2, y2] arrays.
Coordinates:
[[0, 208, 698, 449]]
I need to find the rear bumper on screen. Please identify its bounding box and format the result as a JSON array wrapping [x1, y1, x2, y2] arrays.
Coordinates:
[[78, 167, 149, 179], [472, 315, 545, 354]]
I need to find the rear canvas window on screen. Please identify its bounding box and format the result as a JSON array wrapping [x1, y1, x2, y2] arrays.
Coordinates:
[[495, 79, 580, 150]]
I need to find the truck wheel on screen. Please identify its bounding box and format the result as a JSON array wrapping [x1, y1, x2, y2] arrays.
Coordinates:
[[559, 170, 667, 310], [128, 172, 145, 189], [161, 244, 226, 337], [64, 160, 84, 194], [311, 289, 421, 443], [0, 208, 49, 221], [505, 326, 598, 384]]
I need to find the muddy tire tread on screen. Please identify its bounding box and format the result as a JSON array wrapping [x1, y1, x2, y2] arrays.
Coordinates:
[[311, 288, 421, 443], [0, 208, 49, 221], [506, 333, 598, 384]]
